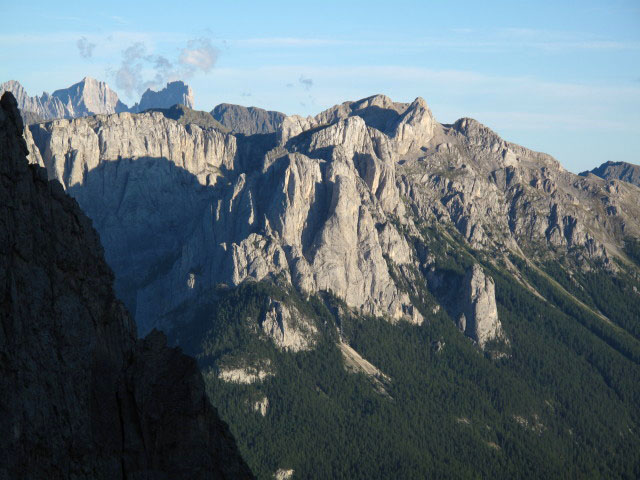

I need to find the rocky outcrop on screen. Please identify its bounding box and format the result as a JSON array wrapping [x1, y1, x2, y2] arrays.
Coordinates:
[[0, 92, 253, 479], [273, 468, 295, 480], [314, 94, 408, 130], [132, 81, 195, 113], [212, 103, 286, 135], [581, 161, 640, 188], [458, 264, 505, 348], [338, 342, 392, 396], [252, 396, 269, 416], [217, 360, 274, 384], [312, 94, 435, 154], [261, 299, 318, 351]]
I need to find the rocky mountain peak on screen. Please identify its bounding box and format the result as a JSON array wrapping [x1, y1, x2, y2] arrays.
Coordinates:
[[134, 80, 195, 112], [581, 160, 640, 187], [392, 96, 434, 154], [51, 76, 128, 116], [0, 80, 70, 122], [315, 94, 409, 132]]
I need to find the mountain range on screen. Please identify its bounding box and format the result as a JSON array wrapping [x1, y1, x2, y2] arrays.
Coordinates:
[[0, 77, 194, 122], [5, 76, 640, 478]]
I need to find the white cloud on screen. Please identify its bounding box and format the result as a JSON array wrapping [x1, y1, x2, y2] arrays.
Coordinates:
[[112, 37, 220, 98], [179, 38, 218, 74]]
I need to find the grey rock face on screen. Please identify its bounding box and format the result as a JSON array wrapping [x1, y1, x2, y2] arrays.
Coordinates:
[[0, 92, 253, 480], [459, 264, 505, 348], [261, 299, 318, 351], [212, 103, 286, 135], [25, 90, 640, 345], [582, 161, 640, 188], [51, 77, 129, 116], [132, 80, 195, 112], [28, 109, 419, 334]]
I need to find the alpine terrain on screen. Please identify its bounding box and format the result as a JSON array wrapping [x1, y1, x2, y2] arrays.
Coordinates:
[[10, 78, 640, 478]]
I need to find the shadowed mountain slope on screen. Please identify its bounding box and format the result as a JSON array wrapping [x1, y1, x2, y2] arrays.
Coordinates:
[[0, 91, 253, 480]]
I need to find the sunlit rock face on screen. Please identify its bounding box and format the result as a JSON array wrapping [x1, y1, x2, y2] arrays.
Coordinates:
[[460, 264, 505, 348], [26, 90, 640, 343]]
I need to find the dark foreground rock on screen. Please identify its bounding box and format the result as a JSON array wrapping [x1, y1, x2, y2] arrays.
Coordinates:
[[0, 91, 253, 479]]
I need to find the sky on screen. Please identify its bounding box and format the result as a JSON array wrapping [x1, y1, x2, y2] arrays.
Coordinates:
[[1, 0, 639, 172]]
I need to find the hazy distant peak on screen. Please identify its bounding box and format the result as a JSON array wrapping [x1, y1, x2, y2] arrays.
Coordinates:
[[581, 160, 640, 187], [133, 81, 195, 112], [52, 77, 128, 116]]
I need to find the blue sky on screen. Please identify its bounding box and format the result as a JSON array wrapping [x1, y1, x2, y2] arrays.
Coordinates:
[[1, 0, 639, 172]]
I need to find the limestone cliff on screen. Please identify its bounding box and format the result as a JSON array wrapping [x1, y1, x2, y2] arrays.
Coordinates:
[[0, 92, 253, 479], [28, 109, 420, 334], [25, 90, 640, 348]]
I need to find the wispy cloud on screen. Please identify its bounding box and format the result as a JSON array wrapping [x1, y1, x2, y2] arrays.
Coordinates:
[[299, 75, 313, 90], [112, 37, 220, 98], [231, 30, 640, 53], [76, 36, 96, 59]]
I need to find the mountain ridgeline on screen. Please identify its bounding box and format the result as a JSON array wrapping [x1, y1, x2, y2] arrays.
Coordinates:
[[0, 78, 194, 122], [15, 79, 640, 478], [0, 92, 253, 479], [581, 160, 640, 187]]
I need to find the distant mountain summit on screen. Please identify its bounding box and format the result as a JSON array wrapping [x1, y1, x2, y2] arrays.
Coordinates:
[[581, 160, 640, 187], [1, 78, 196, 123], [51, 76, 128, 117], [0, 77, 128, 121], [132, 80, 194, 113], [0, 79, 71, 120]]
